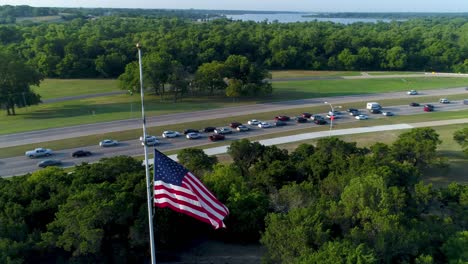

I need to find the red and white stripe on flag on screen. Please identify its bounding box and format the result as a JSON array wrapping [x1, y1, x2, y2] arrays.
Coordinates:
[[154, 172, 229, 229]]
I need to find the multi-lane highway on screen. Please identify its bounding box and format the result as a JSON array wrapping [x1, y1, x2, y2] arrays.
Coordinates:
[[1, 87, 467, 148], [1, 99, 467, 177]]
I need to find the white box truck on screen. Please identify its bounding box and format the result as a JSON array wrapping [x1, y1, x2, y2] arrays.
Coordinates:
[[366, 102, 381, 110]]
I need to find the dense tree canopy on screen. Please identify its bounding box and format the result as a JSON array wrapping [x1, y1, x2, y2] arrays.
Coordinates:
[[0, 15, 467, 81], [0, 128, 467, 263]]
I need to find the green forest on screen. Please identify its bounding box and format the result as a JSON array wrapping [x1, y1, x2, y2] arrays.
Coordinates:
[[0, 14, 468, 79], [1, 128, 467, 263]]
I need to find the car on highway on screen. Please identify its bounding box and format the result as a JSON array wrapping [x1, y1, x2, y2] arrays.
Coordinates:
[[424, 104, 434, 112], [162, 131, 181, 138], [236, 125, 249, 132], [99, 139, 119, 147], [275, 120, 287, 126], [140, 135, 159, 146], [25, 148, 53, 158], [347, 108, 359, 113], [203, 127, 216, 133], [183, 128, 199, 134], [258, 122, 273, 128], [355, 114, 369, 120], [311, 115, 324, 121], [209, 134, 225, 141], [326, 113, 338, 119], [248, 119, 261, 125], [214, 127, 232, 134], [72, 150, 92, 158], [369, 108, 382, 114], [295, 116, 308, 123], [407, 90, 418, 95], [37, 159, 62, 168], [186, 132, 202, 139], [229, 122, 242, 128], [302, 112, 312, 118], [314, 119, 327, 125], [439, 98, 450, 104], [274, 115, 290, 121], [328, 110, 341, 116], [382, 111, 394, 116], [410, 102, 420, 107], [349, 110, 360, 116]]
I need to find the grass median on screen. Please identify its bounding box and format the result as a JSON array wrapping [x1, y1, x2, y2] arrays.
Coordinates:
[[1, 98, 467, 159], [2, 76, 467, 134]]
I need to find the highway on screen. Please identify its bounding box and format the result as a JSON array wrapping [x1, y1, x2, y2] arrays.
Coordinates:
[[1, 87, 467, 148], [1, 99, 467, 177]]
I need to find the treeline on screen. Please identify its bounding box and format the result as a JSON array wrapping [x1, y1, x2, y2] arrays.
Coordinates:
[[0, 16, 468, 80], [1, 128, 467, 263], [0, 5, 58, 23]]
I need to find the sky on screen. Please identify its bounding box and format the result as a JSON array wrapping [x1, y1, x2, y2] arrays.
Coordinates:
[[1, 0, 468, 12]]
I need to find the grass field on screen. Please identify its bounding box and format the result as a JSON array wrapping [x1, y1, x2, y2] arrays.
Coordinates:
[[2, 76, 467, 135], [32, 79, 119, 100], [16, 16, 64, 23], [271, 70, 361, 78], [366, 71, 425, 76], [273, 77, 468, 100], [0, 88, 466, 136]]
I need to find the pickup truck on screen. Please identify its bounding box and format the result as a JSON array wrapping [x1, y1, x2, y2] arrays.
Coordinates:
[[25, 148, 53, 158]]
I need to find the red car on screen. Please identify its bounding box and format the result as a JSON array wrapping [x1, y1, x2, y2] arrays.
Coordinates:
[[229, 122, 242, 128], [209, 134, 225, 141], [424, 104, 434, 112], [274, 115, 290, 121], [302, 112, 312, 118]]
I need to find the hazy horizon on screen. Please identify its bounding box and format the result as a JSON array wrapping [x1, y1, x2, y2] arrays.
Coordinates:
[[2, 0, 468, 12]]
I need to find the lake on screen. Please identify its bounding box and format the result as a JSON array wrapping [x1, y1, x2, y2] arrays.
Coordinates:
[[225, 13, 396, 24]]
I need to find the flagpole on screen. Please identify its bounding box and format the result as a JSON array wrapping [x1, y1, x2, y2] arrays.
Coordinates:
[[137, 43, 157, 264]]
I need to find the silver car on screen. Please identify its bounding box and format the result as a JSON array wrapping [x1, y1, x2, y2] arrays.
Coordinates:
[[162, 131, 181, 138], [186, 132, 201, 139], [99, 139, 119, 147]]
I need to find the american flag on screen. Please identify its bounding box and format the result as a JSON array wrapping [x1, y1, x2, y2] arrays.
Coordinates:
[[153, 149, 229, 229]]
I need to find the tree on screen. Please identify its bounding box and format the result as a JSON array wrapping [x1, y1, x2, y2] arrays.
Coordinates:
[[392, 128, 442, 168], [194, 61, 227, 95], [227, 139, 264, 175], [442, 231, 468, 264], [167, 61, 190, 102], [225, 78, 242, 101], [453, 127, 468, 155], [177, 148, 217, 176], [118, 61, 139, 93], [0, 50, 42, 115]]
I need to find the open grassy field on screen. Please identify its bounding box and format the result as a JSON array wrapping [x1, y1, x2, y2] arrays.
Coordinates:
[[16, 16, 64, 23], [271, 70, 361, 78], [273, 77, 468, 100], [32, 79, 119, 100], [366, 71, 425, 76], [0, 87, 466, 136], [2, 76, 467, 135]]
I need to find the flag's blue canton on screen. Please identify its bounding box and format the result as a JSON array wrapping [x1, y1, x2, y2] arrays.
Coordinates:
[[154, 150, 187, 185]]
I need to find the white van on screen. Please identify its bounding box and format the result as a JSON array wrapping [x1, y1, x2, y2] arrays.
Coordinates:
[[366, 102, 381, 110]]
